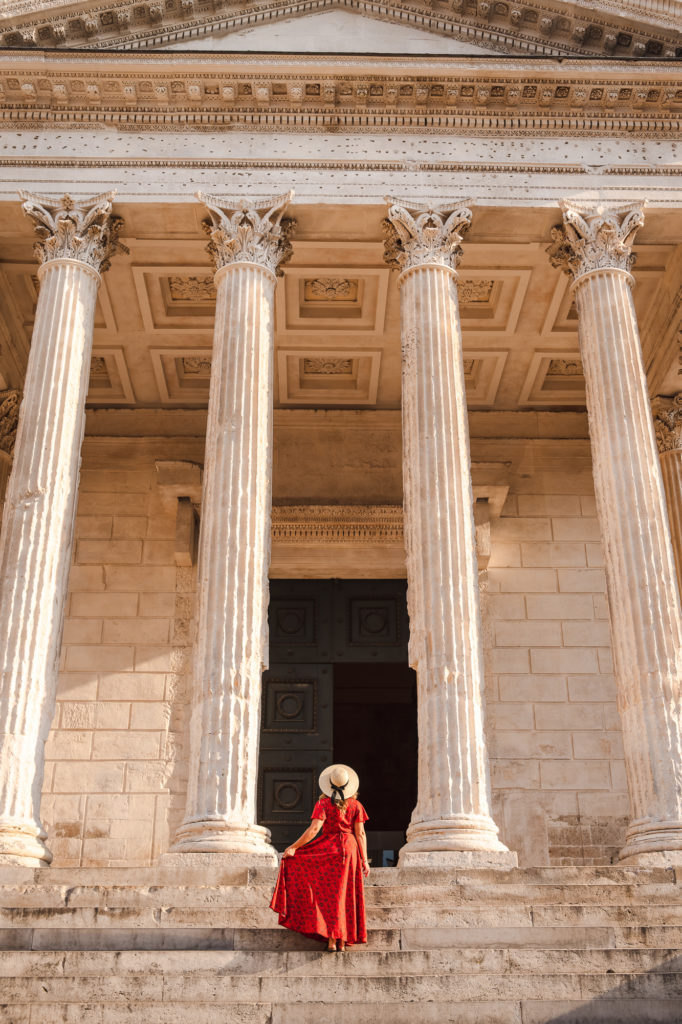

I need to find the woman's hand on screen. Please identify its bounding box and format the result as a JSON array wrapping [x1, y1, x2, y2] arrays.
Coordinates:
[[361, 859, 370, 878], [282, 846, 297, 858]]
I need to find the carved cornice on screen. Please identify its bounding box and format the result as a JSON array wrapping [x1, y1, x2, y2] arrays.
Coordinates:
[[383, 197, 473, 272], [546, 200, 646, 281], [1, 0, 680, 59], [19, 190, 128, 273], [1, 58, 681, 137], [198, 191, 295, 276], [272, 504, 404, 544], [0, 389, 21, 460], [653, 394, 682, 453]]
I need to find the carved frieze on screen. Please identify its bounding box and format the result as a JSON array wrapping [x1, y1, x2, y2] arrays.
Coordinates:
[[0, 389, 21, 459], [19, 191, 127, 274], [271, 505, 404, 545], [1, 62, 681, 137], [383, 197, 473, 272], [653, 394, 682, 453], [198, 191, 295, 276], [1, 0, 680, 60], [547, 200, 646, 281]]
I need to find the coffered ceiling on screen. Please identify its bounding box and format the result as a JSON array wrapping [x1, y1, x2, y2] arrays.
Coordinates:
[[0, 201, 680, 419]]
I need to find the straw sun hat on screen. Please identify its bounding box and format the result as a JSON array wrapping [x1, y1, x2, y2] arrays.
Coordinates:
[[319, 764, 360, 803]]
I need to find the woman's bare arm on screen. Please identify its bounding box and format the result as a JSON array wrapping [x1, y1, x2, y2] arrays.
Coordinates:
[[282, 818, 323, 858], [353, 821, 370, 877]]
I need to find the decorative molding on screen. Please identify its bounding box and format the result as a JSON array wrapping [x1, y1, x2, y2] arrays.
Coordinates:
[[302, 357, 353, 375], [198, 191, 295, 276], [168, 275, 216, 302], [19, 191, 127, 274], [0, 389, 21, 460], [1, 59, 681, 137], [547, 199, 647, 281], [1, 0, 680, 59], [383, 198, 473, 272], [277, 264, 389, 335], [272, 504, 404, 545], [653, 394, 682, 453]]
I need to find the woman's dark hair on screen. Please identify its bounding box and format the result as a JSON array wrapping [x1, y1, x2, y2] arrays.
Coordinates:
[[320, 788, 358, 812]]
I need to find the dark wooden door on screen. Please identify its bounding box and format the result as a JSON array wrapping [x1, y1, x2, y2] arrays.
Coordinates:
[[257, 580, 412, 852]]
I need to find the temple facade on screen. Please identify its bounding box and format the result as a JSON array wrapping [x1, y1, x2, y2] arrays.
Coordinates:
[[0, 3, 681, 1020]]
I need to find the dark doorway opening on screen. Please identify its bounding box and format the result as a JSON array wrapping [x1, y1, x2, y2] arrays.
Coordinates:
[[257, 579, 417, 864], [333, 662, 417, 866]]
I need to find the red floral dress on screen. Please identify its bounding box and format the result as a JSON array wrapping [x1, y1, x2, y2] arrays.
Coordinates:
[[270, 796, 369, 945]]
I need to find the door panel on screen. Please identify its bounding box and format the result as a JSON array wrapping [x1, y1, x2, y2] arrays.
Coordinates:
[[260, 664, 333, 751], [333, 580, 409, 662], [268, 580, 333, 663]]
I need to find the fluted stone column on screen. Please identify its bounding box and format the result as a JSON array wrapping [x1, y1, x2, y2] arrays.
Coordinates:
[[653, 395, 682, 598], [0, 390, 20, 525], [548, 200, 682, 862], [384, 199, 514, 867], [170, 193, 294, 863], [0, 192, 124, 866]]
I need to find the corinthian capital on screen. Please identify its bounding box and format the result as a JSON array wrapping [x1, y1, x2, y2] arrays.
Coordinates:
[[547, 199, 646, 281], [197, 191, 295, 276], [653, 394, 682, 453], [19, 191, 127, 274], [0, 389, 21, 459], [383, 197, 473, 272]]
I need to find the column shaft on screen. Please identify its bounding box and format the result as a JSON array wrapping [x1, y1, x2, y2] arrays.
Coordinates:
[[171, 191, 294, 862], [384, 199, 512, 866], [0, 259, 100, 865], [575, 269, 682, 855], [549, 200, 682, 860], [175, 263, 276, 853]]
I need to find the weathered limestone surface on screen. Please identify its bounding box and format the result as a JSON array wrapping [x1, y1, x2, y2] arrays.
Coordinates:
[[0, 192, 124, 867], [170, 193, 294, 861], [384, 199, 513, 866], [548, 200, 682, 861], [654, 394, 682, 598]]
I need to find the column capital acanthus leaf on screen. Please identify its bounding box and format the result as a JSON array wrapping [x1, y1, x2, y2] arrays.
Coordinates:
[[19, 191, 128, 274], [547, 199, 646, 281], [197, 191, 296, 276], [653, 393, 682, 453], [382, 197, 474, 272], [0, 389, 21, 460]]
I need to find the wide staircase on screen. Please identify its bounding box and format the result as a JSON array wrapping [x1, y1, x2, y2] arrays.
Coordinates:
[[0, 863, 681, 1023]]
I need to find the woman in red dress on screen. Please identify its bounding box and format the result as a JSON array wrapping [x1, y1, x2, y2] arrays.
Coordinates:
[[270, 763, 370, 951]]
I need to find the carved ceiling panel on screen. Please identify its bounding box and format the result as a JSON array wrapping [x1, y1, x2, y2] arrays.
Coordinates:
[[518, 350, 586, 406], [133, 266, 215, 332], [150, 347, 213, 403], [276, 266, 389, 336], [462, 350, 508, 407], [277, 349, 382, 406], [87, 348, 136, 404], [458, 271, 530, 333]]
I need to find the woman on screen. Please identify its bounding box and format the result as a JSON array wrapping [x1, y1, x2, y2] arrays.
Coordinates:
[[270, 763, 370, 951]]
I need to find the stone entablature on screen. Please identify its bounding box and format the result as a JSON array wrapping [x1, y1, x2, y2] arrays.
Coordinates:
[[0, 54, 681, 137], [1, 0, 680, 58]]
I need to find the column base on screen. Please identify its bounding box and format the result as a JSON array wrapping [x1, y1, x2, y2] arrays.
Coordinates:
[[399, 814, 515, 868], [618, 818, 682, 863], [0, 822, 52, 868], [170, 818, 278, 864]]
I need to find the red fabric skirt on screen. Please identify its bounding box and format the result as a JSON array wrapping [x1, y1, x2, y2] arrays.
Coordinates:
[[270, 832, 367, 944]]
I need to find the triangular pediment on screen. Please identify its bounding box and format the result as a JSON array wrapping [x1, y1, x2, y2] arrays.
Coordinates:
[[1, 0, 679, 57], [156, 8, 497, 54]]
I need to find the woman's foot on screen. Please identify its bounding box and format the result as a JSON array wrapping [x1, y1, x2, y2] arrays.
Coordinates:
[[326, 938, 337, 952], [337, 941, 346, 952]]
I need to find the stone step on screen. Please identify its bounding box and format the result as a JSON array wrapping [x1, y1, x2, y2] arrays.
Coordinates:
[[2, 923, 681, 952], [1, 902, 681, 931], [2, 970, 682, 1004], [1, 881, 680, 909], [3, 999, 682, 1024], [1, 947, 681, 976], [0, 865, 677, 888]]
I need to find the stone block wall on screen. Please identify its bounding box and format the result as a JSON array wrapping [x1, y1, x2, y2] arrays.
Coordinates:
[[40, 442, 197, 867], [480, 439, 627, 867], [39, 429, 628, 868]]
